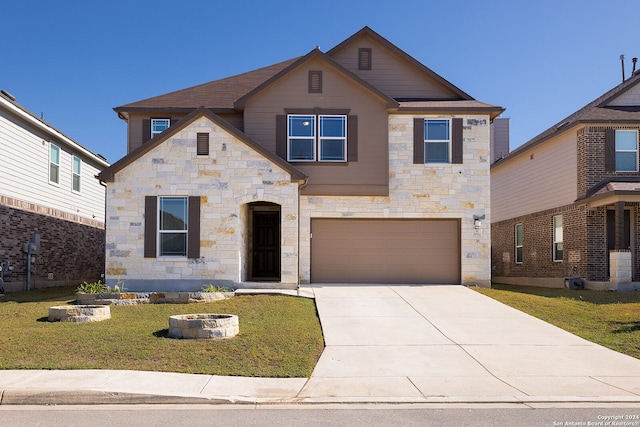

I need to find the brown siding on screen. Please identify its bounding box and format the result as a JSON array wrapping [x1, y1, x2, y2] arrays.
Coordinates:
[[243, 57, 389, 195], [331, 36, 459, 99]]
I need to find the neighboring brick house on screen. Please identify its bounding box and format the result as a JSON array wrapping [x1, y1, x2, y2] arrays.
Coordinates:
[[0, 90, 110, 291], [99, 27, 503, 291], [492, 71, 640, 291]]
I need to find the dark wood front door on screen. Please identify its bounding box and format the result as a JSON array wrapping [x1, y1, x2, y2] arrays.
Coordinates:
[[252, 211, 280, 280]]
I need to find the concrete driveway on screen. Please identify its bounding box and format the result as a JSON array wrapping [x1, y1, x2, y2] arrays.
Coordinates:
[[299, 285, 640, 402]]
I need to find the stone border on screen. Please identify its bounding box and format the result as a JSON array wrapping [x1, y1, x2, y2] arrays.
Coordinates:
[[48, 305, 111, 322], [167, 314, 239, 339], [76, 291, 234, 306]]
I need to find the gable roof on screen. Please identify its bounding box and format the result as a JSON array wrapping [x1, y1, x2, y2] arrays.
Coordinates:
[[327, 26, 474, 101], [495, 71, 640, 165], [234, 48, 399, 110], [114, 58, 299, 117], [0, 90, 109, 168], [98, 106, 306, 183]]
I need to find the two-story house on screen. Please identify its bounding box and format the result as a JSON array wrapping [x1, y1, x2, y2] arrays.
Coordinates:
[[99, 27, 503, 291], [492, 71, 640, 291], [0, 90, 109, 292]]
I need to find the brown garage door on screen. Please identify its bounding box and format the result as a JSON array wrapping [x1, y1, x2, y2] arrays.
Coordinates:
[[311, 219, 460, 284]]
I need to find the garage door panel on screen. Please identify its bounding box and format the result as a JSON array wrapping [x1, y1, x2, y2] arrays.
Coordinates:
[[311, 219, 460, 284]]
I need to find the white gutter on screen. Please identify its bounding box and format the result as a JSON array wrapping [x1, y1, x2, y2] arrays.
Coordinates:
[[0, 94, 110, 168]]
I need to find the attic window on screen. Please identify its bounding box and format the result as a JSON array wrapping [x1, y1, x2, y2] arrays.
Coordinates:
[[197, 133, 209, 155], [309, 71, 322, 93], [358, 48, 372, 70]]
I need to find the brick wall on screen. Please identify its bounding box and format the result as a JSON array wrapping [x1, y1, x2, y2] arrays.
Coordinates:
[[0, 202, 105, 290], [491, 204, 587, 281]]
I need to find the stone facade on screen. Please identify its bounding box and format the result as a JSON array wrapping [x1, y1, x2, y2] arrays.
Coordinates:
[[299, 114, 492, 286], [104, 116, 300, 291]]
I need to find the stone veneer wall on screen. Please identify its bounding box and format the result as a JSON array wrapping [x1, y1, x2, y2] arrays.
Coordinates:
[[299, 114, 492, 286], [105, 116, 299, 291], [0, 198, 105, 291]]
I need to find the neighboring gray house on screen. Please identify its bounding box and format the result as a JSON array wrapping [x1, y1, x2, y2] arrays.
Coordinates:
[[492, 71, 640, 291], [99, 27, 503, 291], [0, 90, 109, 291]]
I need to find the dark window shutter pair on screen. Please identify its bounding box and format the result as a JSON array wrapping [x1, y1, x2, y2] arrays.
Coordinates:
[[142, 118, 178, 142], [605, 128, 615, 171], [144, 196, 200, 258], [413, 118, 463, 164], [275, 114, 358, 162]]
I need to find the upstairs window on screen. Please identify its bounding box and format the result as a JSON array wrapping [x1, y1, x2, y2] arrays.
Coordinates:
[[72, 155, 81, 192], [424, 119, 450, 163], [49, 143, 60, 184], [151, 118, 170, 138], [615, 130, 638, 172], [414, 118, 463, 164], [515, 223, 523, 264], [287, 114, 347, 162], [553, 215, 563, 262]]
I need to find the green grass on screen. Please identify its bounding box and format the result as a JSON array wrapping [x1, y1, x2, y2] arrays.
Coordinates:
[[475, 284, 640, 359], [0, 286, 324, 377]]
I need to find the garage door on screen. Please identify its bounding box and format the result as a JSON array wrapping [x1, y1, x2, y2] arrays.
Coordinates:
[[311, 219, 460, 284]]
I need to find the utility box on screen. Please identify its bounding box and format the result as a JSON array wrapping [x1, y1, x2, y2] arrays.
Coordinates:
[[564, 276, 585, 290]]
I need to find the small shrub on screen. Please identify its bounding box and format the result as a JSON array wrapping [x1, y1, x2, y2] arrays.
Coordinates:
[[201, 284, 233, 293], [77, 280, 110, 294]]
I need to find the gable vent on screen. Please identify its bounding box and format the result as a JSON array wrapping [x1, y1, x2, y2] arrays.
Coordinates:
[[309, 70, 322, 93], [358, 48, 372, 70], [197, 132, 209, 155]]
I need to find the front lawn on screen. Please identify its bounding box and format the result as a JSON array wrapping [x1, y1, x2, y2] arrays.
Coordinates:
[[0, 286, 324, 377], [475, 284, 640, 359]]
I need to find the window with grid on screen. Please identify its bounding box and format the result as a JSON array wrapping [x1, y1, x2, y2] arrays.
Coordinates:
[[287, 114, 346, 162], [424, 119, 451, 163], [151, 118, 170, 138], [615, 130, 638, 172]]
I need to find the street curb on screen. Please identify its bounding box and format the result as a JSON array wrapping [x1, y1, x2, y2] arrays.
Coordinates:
[[0, 389, 234, 405]]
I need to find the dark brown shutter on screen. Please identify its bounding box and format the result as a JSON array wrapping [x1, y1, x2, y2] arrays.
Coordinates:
[[197, 133, 209, 155], [605, 128, 615, 171], [170, 119, 177, 127], [142, 119, 151, 143], [144, 196, 157, 258], [276, 115, 287, 159], [347, 115, 358, 162], [309, 71, 322, 93], [413, 118, 425, 164], [187, 196, 200, 259], [452, 118, 464, 164]]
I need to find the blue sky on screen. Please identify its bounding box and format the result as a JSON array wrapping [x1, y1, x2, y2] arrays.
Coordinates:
[[4, 0, 640, 164]]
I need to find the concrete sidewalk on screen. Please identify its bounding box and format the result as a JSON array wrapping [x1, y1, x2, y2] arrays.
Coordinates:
[[1, 285, 640, 405]]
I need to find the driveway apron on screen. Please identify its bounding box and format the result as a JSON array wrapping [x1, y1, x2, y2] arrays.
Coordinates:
[[299, 285, 640, 401]]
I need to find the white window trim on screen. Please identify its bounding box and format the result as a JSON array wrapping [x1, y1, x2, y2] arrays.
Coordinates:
[[553, 215, 563, 262], [424, 118, 451, 164], [515, 223, 523, 264], [157, 196, 188, 258], [287, 114, 348, 162], [287, 114, 316, 162], [318, 115, 347, 163], [151, 118, 171, 138], [72, 155, 81, 193], [615, 129, 639, 172], [49, 143, 60, 185]]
